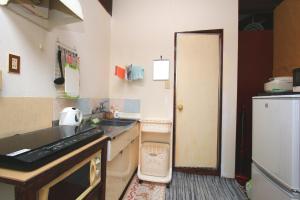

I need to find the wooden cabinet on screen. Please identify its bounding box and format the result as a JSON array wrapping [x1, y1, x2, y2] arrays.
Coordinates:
[[108, 125, 139, 161], [106, 124, 139, 200], [274, 0, 300, 76]]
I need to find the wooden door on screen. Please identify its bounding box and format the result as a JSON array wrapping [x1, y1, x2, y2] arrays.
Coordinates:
[[174, 31, 222, 172]]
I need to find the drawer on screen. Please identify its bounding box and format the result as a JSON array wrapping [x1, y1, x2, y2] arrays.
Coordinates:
[[108, 125, 138, 161]]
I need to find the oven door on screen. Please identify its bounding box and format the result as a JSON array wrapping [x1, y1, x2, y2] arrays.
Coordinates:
[[39, 151, 101, 200]]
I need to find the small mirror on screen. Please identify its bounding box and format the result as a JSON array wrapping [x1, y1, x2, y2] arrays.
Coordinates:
[[153, 59, 170, 81]]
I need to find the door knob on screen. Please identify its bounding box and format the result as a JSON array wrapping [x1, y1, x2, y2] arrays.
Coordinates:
[[177, 104, 183, 111]]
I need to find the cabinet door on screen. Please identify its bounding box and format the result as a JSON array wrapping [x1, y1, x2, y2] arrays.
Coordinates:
[[252, 98, 300, 190], [109, 125, 138, 161], [106, 137, 139, 200]]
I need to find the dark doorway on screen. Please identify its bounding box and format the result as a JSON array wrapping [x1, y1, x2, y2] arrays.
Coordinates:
[[235, 0, 283, 185], [235, 31, 273, 185]]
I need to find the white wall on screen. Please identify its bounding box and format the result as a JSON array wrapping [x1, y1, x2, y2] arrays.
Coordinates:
[[0, 1, 110, 196], [0, 0, 110, 98], [0, 0, 238, 178], [110, 0, 238, 178]]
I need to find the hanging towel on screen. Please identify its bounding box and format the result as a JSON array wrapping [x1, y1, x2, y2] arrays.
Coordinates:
[[132, 65, 144, 80], [115, 65, 126, 79], [127, 65, 144, 80]]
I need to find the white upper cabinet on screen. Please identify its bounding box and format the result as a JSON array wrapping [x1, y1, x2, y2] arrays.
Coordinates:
[[0, 0, 84, 30]]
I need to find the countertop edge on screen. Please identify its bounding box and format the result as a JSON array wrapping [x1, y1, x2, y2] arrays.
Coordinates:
[[104, 121, 139, 139], [0, 135, 109, 185]]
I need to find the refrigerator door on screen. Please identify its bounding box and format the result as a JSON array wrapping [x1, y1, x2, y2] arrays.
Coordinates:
[[252, 97, 300, 191], [251, 164, 300, 200]]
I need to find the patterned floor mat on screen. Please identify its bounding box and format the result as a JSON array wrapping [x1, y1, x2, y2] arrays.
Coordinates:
[[122, 175, 166, 200]]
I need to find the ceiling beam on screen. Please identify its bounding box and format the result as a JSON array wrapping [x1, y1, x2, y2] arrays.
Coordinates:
[[98, 0, 112, 16]]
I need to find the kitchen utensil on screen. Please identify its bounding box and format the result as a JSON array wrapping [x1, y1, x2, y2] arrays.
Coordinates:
[[104, 112, 114, 120], [59, 107, 83, 126], [54, 50, 65, 85], [264, 76, 292, 92]]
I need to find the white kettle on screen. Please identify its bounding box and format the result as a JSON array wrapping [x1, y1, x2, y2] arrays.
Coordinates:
[[59, 107, 83, 126]]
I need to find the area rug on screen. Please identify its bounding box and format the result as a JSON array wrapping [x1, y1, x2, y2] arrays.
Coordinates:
[[122, 175, 166, 200]]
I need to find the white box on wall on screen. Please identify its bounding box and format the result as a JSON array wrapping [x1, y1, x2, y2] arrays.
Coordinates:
[[153, 59, 170, 81]]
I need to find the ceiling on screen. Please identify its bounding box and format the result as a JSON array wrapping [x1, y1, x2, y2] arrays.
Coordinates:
[[239, 0, 283, 14], [99, 0, 283, 16], [239, 0, 284, 30]]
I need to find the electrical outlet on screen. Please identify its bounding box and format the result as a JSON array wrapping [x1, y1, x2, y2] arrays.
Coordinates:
[[165, 80, 170, 89]]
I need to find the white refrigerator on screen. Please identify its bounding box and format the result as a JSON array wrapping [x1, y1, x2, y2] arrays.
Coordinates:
[[252, 95, 300, 200]]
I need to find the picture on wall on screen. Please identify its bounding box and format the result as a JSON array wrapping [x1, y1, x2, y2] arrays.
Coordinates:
[[8, 54, 21, 74]]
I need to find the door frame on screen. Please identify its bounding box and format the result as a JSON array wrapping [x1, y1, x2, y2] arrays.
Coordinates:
[[173, 29, 224, 176]]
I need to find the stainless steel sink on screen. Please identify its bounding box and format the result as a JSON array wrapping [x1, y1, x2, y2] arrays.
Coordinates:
[[100, 119, 136, 126]]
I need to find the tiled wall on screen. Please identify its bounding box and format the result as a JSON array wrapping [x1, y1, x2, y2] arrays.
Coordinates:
[[53, 98, 79, 120], [53, 98, 140, 120], [109, 98, 140, 113], [0, 97, 53, 139], [0, 96, 141, 139], [53, 98, 108, 120]]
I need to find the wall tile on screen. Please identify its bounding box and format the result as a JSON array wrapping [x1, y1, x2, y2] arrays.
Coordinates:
[[76, 98, 92, 115], [53, 98, 78, 120], [109, 98, 124, 112], [109, 98, 140, 113], [124, 99, 140, 113], [53, 98, 140, 121]]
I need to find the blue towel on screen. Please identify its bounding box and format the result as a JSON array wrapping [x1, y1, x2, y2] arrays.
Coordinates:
[[127, 65, 144, 80]]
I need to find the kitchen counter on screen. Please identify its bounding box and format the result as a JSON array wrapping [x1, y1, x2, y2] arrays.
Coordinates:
[[102, 121, 138, 139], [0, 135, 108, 184], [105, 121, 139, 200], [0, 135, 109, 200], [81, 116, 139, 139]]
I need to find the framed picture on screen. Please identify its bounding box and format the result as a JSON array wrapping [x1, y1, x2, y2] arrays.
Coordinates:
[[9, 54, 20, 74]]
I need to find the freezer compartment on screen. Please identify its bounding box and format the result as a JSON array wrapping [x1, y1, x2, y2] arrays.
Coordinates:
[[251, 164, 300, 200], [252, 98, 300, 190]]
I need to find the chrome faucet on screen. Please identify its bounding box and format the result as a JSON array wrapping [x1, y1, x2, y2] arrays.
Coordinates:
[[92, 101, 108, 114], [99, 102, 105, 112]]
